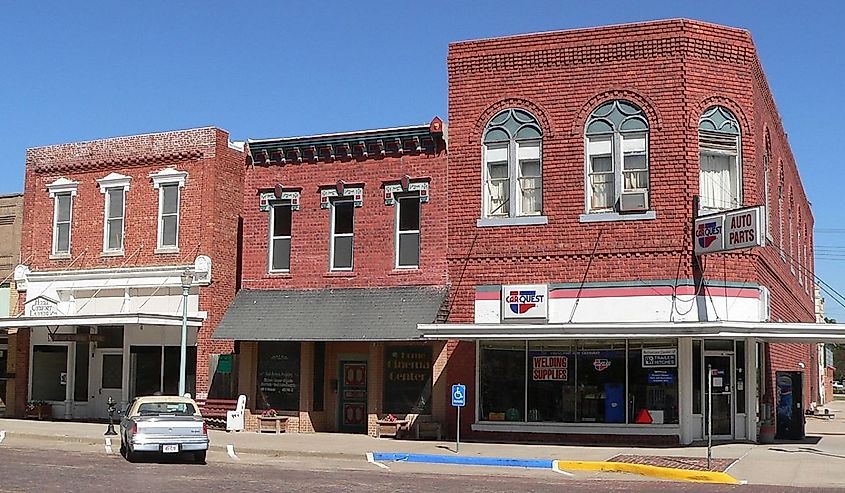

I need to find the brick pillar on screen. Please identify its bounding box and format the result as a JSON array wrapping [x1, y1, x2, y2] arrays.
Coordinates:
[[367, 343, 384, 437], [13, 328, 29, 417], [299, 342, 314, 433]]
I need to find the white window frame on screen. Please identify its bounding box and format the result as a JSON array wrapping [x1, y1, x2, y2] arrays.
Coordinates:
[[585, 131, 649, 213], [150, 168, 187, 253], [395, 195, 421, 269], [698, 106, 742, 214], [97, 172, 131, 255], [268, 202, 292, 273], [329, 198, 354, 271], [46, 178, 78, 258]]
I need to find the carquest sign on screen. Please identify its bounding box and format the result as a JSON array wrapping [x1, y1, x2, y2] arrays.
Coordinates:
[[501, 284, 548, 320], [694, 205, 766, 255]]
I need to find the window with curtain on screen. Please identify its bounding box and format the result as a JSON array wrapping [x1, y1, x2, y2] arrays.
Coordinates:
[[699, 106, 741, 211], [585, 100, 650, 213], [482, 109, 543, 218]]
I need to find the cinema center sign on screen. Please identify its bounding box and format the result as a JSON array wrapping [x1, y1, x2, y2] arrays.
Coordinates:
[[694, 205, 766, 255]]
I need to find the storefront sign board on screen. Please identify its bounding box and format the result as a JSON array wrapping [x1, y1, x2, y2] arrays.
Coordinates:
[[694, 205, 765, 255], [501, 284, 548, 320], [642, 348, 677, 368]]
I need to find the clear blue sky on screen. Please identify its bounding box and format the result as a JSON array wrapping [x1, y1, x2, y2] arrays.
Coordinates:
[[2, 1, 844, 319]]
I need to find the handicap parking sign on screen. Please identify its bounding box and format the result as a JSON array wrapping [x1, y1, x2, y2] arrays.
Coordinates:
[[451, 384, 466, 407]]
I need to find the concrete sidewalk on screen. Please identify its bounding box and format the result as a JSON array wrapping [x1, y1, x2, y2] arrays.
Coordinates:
[[3, 401, 845, 487]]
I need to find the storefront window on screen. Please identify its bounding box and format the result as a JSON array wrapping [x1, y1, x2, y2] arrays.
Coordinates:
[[577, 341, 626, 423], [528, 341, 575, 422], [736, 341, 745, 414], [383, 346, 432, 414], [256, 342, 300, 411], [73, 328, 90, 401], [628, 341, 679, 424], [479, 341, 525, 421], [693, 340, 702, 414], [32, 345, 67, 401]]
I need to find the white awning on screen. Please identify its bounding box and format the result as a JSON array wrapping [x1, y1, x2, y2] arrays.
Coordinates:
[[417, 321, 845, 343], [0, 312, 206, 330]]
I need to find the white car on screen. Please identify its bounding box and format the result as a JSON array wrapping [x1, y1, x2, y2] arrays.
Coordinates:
[[120, 396, 209, 463], [833, 382, 845, 394]]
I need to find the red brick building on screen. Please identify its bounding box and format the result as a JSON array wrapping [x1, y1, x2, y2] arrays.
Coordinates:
[[417, 19, 822, 444], [1, 127, 243, 418], [213, 122, 450, 434]]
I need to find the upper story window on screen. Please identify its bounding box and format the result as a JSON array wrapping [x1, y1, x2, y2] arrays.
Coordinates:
[[269, 202, 292, 272], [482, 109, 543, 219], [150, 168, 187, 252], [396, 196, 421, 269], [699, 106, 741, 211], [47, 178, 78, 257], [330, 198, 354, 271], [585, 100, 650, 214], [97, 172, 131, 254]]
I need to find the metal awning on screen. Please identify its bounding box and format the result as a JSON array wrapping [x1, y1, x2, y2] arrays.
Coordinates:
[[0, 312, 206, 329], [417, 321, 845, 343], [213, 286, 448, 341]]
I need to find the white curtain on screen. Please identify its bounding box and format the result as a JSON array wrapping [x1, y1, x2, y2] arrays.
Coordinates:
[[518, 141, 541, 215], [588, 137, 614, 210], [699, 153, 733, 210], [485, 145, 509, 216]]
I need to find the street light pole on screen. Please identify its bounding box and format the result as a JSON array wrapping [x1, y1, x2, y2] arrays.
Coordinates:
[[178, 269, 193, 397]]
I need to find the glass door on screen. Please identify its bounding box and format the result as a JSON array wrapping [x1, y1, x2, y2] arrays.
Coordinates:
[[339, 361, 367, 433], [704, 354, 734, 438]]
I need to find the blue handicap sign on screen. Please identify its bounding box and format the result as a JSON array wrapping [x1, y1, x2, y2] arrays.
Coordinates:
[[451, 384, 466, 407]]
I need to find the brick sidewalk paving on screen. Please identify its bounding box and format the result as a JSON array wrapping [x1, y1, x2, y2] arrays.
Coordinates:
[[609, 454, 736, 472]]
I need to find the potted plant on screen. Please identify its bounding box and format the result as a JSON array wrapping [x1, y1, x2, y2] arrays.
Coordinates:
[[25, 401, 52, 420], [261, 408, 278, 417]]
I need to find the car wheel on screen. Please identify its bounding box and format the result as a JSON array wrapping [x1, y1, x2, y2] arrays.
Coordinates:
[[119, 441, 126, 457], [125, 447, 139, 463], [193, 450, 207, 464]]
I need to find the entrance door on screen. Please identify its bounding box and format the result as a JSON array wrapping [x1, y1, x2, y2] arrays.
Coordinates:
[[339, 361, 367, 433], [92, 350, 123, 419], [704, 355, 733, 438], [776, 371, 805, 440]]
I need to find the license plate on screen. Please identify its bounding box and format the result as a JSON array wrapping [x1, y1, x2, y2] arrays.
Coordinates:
[[162, 444, 179, 453]]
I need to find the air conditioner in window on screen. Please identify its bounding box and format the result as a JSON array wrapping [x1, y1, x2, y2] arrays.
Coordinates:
[[619, 191, 649, 212]]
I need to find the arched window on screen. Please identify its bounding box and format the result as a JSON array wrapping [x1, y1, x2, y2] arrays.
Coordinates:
[[585, 100, 649, 213], [699, 106, 741, 211], [764, 130, 771, 239], [482, 109, 543, 218]]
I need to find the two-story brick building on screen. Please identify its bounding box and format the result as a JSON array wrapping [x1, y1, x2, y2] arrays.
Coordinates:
[[0, 192, 24, 415], [1, 127, 243, 419], [212, 121, 449, 434], [415, 19, 840, 445]]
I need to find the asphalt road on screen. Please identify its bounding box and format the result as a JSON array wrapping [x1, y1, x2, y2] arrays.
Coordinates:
[[0, 446, 842, 493]]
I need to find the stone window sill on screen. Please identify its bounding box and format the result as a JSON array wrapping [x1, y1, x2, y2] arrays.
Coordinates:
[[101, 250, 125, 258], [324, 271, 357, 278], [154, 247, 180, 255], [49, 253, 71, 260], [389, 268, 420, 275], [578, 211, 656, 223], [268, 271, 292, 278], [476, 215, 548, 228]]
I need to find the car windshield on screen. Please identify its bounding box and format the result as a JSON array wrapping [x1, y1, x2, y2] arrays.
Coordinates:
[[137, 402, 197, 416]]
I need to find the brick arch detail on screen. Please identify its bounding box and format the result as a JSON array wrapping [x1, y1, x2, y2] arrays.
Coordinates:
[[472, 97, 554, 143], [571, 88, 663, 135], [691, 95, 752, 136]]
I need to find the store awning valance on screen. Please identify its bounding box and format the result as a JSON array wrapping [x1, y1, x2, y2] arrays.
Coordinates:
[[0, 312, 206, 330], [417, 321, 845, 343], [213, 286, 448, 341]]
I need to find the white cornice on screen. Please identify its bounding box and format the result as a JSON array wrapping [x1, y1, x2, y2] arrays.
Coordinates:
[[97, 172, 131, 192], [150, 167, 188, 189], [46, 177, 79, 197]]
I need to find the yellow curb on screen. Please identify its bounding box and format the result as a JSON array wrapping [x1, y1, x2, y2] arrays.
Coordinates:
[[553, 460, 740, 484]]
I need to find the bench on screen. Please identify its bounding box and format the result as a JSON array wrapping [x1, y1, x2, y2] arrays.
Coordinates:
[[196, 398, 239, 429]]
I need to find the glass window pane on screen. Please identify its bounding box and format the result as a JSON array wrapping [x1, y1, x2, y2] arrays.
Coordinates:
[[623, 171, 649, 191], [520, 160, 541, 177], [398, 198, 420, 232], [736, 341, 746, 414], [108, 219, 123, 250], [480, 341, 526, 422], [520, 176, 542, 215], [333, 201, 354, 235], [272, 238, 291, 271], [56, 224, 70, 253], [256, 342, 301, 411], [163, 346, 196, 397], [32, 346, 68, 401], [590, 174, 615, 210], [74, 330, 89, 402], [623, 154, 647, 170], [108, 189, 124, 219], [101, 354, 123, 389], [577, 341, 626, 423], [333, 236, 353, 269], [591, 155, 613, 173], [273, 205, 292, 236], [130, 346, 162, 399], [97, 326, 124, 349], [517, 141, 540, 160], [628, 341, 679, 425], [398, 233, 419, 267], [693, 341, 702, 414], [485, 144, 508, 162], [528, 341, 575, 422], [162, 216, 178, 246], [162, 185, 179, 214], [488, 161, 509, 179], [57, 194, 72, 222]]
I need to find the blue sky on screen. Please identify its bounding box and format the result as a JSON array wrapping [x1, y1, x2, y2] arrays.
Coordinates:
[[2, 1, 844, 319]]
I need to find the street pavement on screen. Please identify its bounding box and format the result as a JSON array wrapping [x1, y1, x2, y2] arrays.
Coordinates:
[[0, 446, 842, 493], [3, 400, 845, 488]]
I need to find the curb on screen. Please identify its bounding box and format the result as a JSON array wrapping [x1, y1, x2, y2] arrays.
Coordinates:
[[553, 460, 740, 484], [371, 452, 553, 469]]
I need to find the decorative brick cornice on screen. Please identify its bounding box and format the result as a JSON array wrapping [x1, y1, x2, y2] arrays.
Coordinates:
[[30, 150, 204, 174], [572, 89, 664, 134]]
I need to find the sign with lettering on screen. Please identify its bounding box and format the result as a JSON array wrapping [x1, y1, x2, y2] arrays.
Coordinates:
[[642, 348, 677, 368], [217, 354, 233, 374], [694, 206, 765, 255], [49, 333, 106, 343], [531, 352, 568, 381], [647, 370, 675, 384], [501, 284, 548, 320], [256, 342, 300, 411], [383, 346, 432, 414], [28, 297, 58, 317]]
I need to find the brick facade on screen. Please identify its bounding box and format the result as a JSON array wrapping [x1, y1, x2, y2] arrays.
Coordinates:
[[16, 127, 244, 410], [443, 19, 816, 439]]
